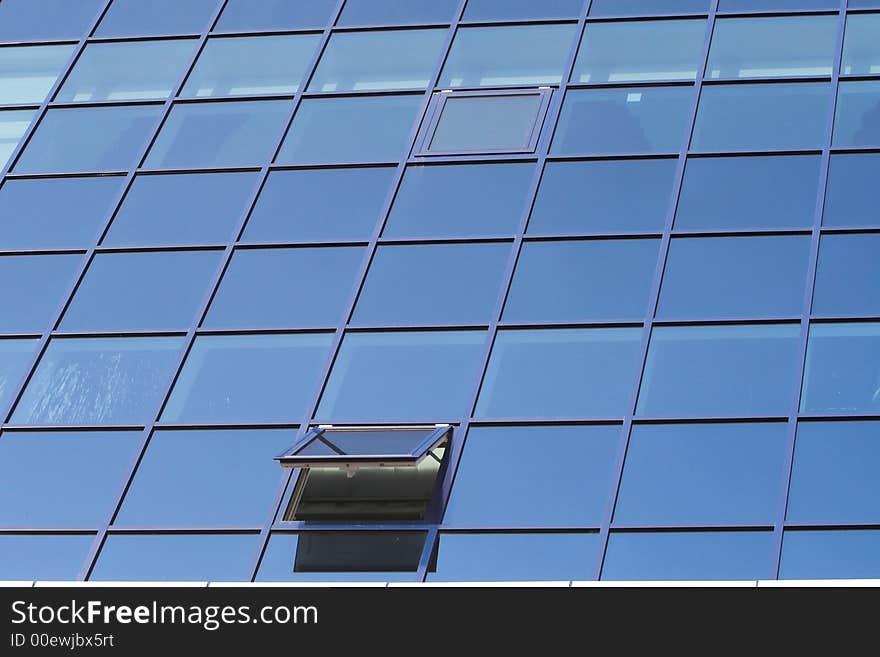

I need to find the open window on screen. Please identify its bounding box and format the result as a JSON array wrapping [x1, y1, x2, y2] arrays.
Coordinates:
[[276, 424, 452, 522]]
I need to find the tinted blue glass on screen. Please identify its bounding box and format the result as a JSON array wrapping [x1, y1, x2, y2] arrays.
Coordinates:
[[602, 531, 772, 581], [842, 14, 880, 76], [850, 0, 880, 7], [145, 100, 291, 169], [353, 243, 510, 325], [0, 535, 93, 581], [15, 105, 161, 173], [427, 94, 542, 153], [0, 44, 75, 104], [182, 35, 319, 97], [800, 323, 880, 414], [476, 328, 642, 418], [96, 0, 220, 37], [0, 339, 38, 415], [217, 0, 336, 31], [117, 429, 290, 526], [573, 19, 705, 83], [12, 337, 183, 425], [384, 163, 534, 238], [57, 40, 197, 102], [0, 0, 103, 42], [780, 530, 880, 580], [814, 234, 880, 316], [529, 159, 676, 234], [428, 533, 596, 582], [720, 0, 837, 9], [615, 423, 787, 525], [707, 16, 837, 79], [676, 155, 821, 230], [637, 324, 801, 417], [309, 29, 445, 92], [277, 95, 422, 164], [788, 422, 880, 523], [243, 167, 395, 242], [0, 254, 80, 333], [692, 83, 830, 151], [317, 331, 486, 421], [589, 0, 710, 15], [0, 431, 139, 528], [103, 172, 258, 247], [465, 0, 584, 20], [0, 176, 124, 250], [340, 0, 459, 25], [91, 534, 255, 582], [205, 247, 364, 328], [553, 86, 693, 154], [833, 81, 880, 148], [445, 425, 620, 526], [0, 109, 34, 170], [823, 154, 880, 228], [504, 239, 660, 321], [439, 24, 578, 87], [658, 236, 811, 318], [61, 251, 221, 332]]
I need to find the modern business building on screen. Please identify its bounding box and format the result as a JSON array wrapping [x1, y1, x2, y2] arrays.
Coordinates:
[[0, 0, 879, 585]]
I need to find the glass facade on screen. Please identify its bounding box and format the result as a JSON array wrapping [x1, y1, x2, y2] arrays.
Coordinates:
[[0, 0, 876, 586]]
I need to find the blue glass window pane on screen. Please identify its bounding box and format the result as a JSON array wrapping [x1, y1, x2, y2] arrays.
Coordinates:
[[602, 531, 772, 581], [800, 322, 880, 414], [707, 16, 837, 79], [340, 0, 458, 25], [57, 40, 197, 103], [428, 533, 596, 582], [205, 247, 364, 328], [615, 423, 786, 525], [476, 328, 642, 418], [824, 153, 880, 228], [317, 331, 485, 421], [0, 254, 80, 333], [553, 86, 693, 154], [658, 235, 811, 319], [439, 24, 578, 87], [0, 535, 93, 581], [0, 0, 103, 42], [96, 0, 220, 37], [15, 106, 161, 174], [277, 95, 421, 164], [0, 45, 74, 104], [445, 425, 620, 526], [183, 35, 319, 98], [353, 243, 510, 325], [504, 239, 660, 322], [384, 163, 534, 238], [0, 430, 139, 528], [573, 19, 705, 84], [529, 159, 676, 235], [117, 429, 290, 526], [781, 530, 880, 580], [61, 251, 221, 332], [12, 337, 184, 426], [0, 109, 35, 170], [589, 0, 710, 15], [843, 14, 880, 75], [693, 83, 830, 152], [638, 324, 801, 417], [833, 81, 880, 148], [162, 333, 332, 424], [0, 176, 124, 250], [0, 339, 38, 414], [145, 100, 291, 169], [243, 167, 395, 242], [103, 172, 258, 247], [91, 534, 255, 582], [849, 0, 880, 7], [676, 155, 821, 231], [464, 0, 584, 21], [788, 421, 880, 524], [216, 0, 336, 32], [814, 234, 880, 316], [427, 94, 543, 153], [720, 0, 838, 9], [309, 29, 445, 92]]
